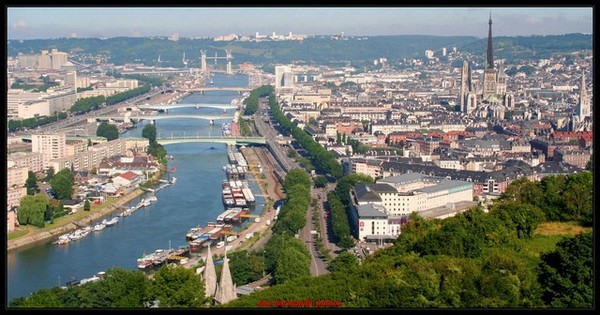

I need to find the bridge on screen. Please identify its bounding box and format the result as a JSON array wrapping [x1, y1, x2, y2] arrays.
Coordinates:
[[136, 103, 238, 111], [177, 87, 251, 94], [94, 114, 234, 123], [155, 136, 266, 146]]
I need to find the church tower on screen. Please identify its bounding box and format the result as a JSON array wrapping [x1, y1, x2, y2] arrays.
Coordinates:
[[577, 71, 590, 119], [482, 13, 498, 101], [203, 245, 217, 299], [214, 250, 237, 305]]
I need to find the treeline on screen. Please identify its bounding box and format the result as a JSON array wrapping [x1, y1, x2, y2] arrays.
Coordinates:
[[269, 94, 343, 178], [123, 74, 164, 87], [325, 174, 373, 249], [263, 168, 312, 285], [9, 266, 210, 308], [223, 171, 593, 308], [70, 84, 151, 115], [243, 85, 274, 115], [8, 112, 67, 132]]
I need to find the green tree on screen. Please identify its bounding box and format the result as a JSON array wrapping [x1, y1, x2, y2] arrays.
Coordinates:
[[87, 138, 93, 147], [274, 246, 311, 285], [84, 199, 91, 211], [562, 171, 593, 225], [585, 155, 592, 171], [45, 167, 55, 182], [96, 122, 119, 141], [50, 168, 74, 200], [146, 265, 208, 308], [142, 123, 157, 144], [25, 170, 38, 195], [18, 194, 49, 228], [328, 251, 358, 273], [313, 175, 328, 188], [538, 233, 593, 308]]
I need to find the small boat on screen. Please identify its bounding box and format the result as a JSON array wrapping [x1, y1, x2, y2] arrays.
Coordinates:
[[93, 223, 106, 231], [104, 217, 119, 226]]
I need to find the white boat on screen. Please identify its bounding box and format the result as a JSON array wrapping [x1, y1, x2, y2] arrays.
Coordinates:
[[93, 223, 106, 231], [104, 217, 119, 226], [147, 195, 158, 203]]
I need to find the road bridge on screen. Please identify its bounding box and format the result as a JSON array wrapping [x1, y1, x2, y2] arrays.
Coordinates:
[[155, 136, 266, 146], [136, 103, 237, 112]]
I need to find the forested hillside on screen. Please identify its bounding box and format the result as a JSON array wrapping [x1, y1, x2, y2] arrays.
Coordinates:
[[9, 34, 590, 69]]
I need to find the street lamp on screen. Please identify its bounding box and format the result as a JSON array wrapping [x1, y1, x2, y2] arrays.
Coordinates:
[[262, 250, 266, 277]]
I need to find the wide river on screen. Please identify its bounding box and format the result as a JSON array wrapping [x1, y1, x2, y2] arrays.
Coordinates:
[[6, 73, 264, 302]]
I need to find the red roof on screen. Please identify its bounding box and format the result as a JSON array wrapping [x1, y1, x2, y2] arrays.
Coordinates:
[[119, 171, 139, 180]]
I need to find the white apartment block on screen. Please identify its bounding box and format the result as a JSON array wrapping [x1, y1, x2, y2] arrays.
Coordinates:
[[7, 165, 29, 189], [7, 187, 27, 213], [46, 138, 148, 172], [7, 152, 45, 173], [32, 134, 67, 165]]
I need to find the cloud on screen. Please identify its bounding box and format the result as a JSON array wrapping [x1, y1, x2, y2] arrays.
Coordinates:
[[12, 20, 26, 29]]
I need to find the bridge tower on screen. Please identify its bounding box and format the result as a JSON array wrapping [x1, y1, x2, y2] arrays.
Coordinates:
[[225, 49, 233, 75], [200, 50, 207, 76]]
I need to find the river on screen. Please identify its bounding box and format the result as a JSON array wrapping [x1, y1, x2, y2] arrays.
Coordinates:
[[6, 73, 263, 302]]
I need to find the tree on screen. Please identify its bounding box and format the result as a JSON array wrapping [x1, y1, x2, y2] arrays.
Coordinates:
[[538, 233, 593, 308], [274, 246, 311, 285], [146, 265, 208, 308], [562, 171, 593, 226], [87, 139, 93, 147], [18, 194, 49, 228], [585, 155, 592, 171], [25, 170, 38, 195], [328, 251, 358, 273], [84, 199, 91, 211], [96, 122, 119, 141], [50, 168, 74, 200], [45, 167, 55, 182], [142, 123, 157, 144], [313, 175, 328, 188]]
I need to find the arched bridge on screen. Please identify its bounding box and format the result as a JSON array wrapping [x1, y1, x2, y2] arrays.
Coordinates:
[[156, 136, 266, 146], [94, 114, 234, 122], [137, 103, 238, 111]]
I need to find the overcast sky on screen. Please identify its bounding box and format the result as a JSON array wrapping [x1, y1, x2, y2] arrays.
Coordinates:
[[7, 6, 594, 40]]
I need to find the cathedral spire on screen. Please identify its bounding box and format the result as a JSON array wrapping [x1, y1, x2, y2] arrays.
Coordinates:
[[487, 12, 494, 69]]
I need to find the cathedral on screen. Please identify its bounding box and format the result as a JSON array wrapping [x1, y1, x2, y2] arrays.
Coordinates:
[[569, 71, 592, 131], [460, 14, 514, 119]]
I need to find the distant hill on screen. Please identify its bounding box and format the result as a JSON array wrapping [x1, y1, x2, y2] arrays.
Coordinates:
[[459, 33, 592, 63], [7, 34, 591, 68]]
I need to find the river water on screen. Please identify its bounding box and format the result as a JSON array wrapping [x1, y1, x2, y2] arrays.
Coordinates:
[[6, 73, 263, 302]]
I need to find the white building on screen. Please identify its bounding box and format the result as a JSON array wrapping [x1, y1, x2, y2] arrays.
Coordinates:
[[349, 173, 474, 241], [32, 133, 67, 165]]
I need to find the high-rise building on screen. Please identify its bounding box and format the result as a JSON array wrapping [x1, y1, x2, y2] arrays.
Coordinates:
[[32, 133, 66, 166], [275, 65, 293, 90]]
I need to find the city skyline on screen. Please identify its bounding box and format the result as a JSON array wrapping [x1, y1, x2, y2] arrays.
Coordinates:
[[7, 6, 593, 40]]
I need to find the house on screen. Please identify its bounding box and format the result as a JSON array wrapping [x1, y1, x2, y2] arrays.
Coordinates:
[[112, 171, 143, 188]]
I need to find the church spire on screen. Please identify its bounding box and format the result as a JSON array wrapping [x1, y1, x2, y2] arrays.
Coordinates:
[[203, 245, 217, 298], [214, 249, 237, 305], [486, 12, 494, 69]]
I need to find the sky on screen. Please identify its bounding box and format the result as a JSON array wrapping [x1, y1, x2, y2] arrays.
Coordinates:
[[6, 6, 594, 40]]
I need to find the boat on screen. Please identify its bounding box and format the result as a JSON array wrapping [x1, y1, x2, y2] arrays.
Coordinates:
[[147, 195, 158, 203], [104, 217, 119, 226], [137, 252, 156, 269], [93, 223, 106, 231]]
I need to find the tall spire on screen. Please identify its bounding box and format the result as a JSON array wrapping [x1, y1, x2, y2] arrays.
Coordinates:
[[203, 245, 217, 298], [487, 12, 494, 69], [214, 249, 237, 305]]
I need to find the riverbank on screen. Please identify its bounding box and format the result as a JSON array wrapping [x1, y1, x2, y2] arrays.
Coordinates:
[[8, 188, 148, 252]]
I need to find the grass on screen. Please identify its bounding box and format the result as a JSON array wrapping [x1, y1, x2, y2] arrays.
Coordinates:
[[8, 229, 29, 240], [518, 221, 593, 260], [535, 221, 592, 236]]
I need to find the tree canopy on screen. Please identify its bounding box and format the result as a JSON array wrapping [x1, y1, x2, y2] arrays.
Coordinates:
[[96, 122, 119, 141], [50, 168, 74, 200]]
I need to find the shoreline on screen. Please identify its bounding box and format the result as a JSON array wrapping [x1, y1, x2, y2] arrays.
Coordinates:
[[8, 188, 148, 252]]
